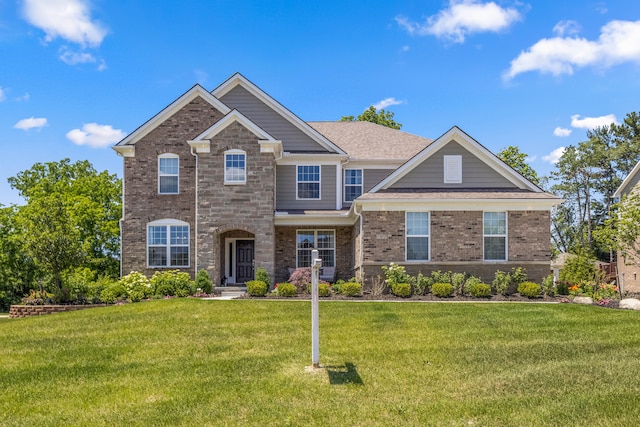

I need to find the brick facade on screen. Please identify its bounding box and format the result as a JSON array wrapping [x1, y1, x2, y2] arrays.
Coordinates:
[[120, 97, 225, 277], [274, 226, 354, 284]]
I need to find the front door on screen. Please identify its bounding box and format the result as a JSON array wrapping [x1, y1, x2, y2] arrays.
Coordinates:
[[236, 240, 255, 284]]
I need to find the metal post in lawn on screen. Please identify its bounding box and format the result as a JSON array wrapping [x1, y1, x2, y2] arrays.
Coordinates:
[[311, 249, 321, 369]]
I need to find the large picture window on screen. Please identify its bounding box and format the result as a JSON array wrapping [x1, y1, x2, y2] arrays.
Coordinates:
[[344, 169, 363, 202], [406, 212, 430, 261], [296, 230, 335, 268], [297, 165, 320, 200], [484, 212, 507, 261], [158, 154, 179, 194], [148, 220, 190, 267], [225, 150, 246, 184]]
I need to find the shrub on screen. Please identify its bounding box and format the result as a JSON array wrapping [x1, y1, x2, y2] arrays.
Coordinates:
[[541, 274, 555, 297], [341, 282, 362, 297], [511, 267, 527, 286], [255, 268, 271, 290], [62, 267, 95, 304], [518, 281, 541, 299], [593, 283, 618, 301], [121, 271, 152, 302], [382, 263, 411, 287], [100, 283, 128, 304], [451, 273, 466, 296], [492, 270, 511, 296], [431, 270, 451, 285], [306, 281, 331, 295], [432, 282, 453, 297], [470, 283, 492, 298], [463, 276, 482, 296], [151, 270, 194, 297], [556, 281, 569, 295], [275, 282, 296, 297], [559, 251, 602, 284], [289, 268, 312, 293], [246, 280, 267, 297], [413, 273, 431, 295], [370, 275, 387, 296], [22, 289, 54, 306], [318, 283, 331, 297], [391, 282, 412, 298], [195, 269, 213, 294]]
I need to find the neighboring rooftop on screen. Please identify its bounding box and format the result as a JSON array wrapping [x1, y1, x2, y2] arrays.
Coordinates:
[[308, 121, 432, 161]]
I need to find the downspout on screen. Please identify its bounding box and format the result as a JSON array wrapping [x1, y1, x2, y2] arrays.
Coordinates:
[[353, 202, 364, 283], [190, 146, 198, 275]]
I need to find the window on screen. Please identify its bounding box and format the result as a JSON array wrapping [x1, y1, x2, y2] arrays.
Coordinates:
[[444, 155, 462, 184], [296, 230, 335, 268], [406, 212, 429, 261], [484, 212, 507, 261], [158, 154, 179, 194], [225, 150, 246, 184], [297, 165, 320, 200], [344, 169, 363, 202], [148, 220, 190, 267]]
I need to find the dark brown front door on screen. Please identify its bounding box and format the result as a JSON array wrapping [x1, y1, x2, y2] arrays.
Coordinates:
[[236, 240, 254, 284]]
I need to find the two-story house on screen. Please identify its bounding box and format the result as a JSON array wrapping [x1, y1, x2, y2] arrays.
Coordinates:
[[113, 73, 560, 286]]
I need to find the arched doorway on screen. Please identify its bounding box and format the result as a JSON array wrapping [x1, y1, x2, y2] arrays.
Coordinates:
[[220, 229, 255, 285]]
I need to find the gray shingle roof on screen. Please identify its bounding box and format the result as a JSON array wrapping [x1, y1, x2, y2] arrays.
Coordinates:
[[307, 121, 432, 160]]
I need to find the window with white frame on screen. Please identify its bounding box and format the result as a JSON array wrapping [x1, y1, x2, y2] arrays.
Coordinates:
[[296, 230, 335, 268], [158, 154, 179, 194], [147, 220, 190, 267], [406, 212, 430, 261], [224, 150, 246, 184], [344, 169, 363, 202], [297, 165, 320, 199], [444, 155, 462, 184], [484, 212, 507, 261]]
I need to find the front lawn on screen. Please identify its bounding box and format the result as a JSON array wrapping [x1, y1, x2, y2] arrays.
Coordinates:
[[1, 300, 639, 426]]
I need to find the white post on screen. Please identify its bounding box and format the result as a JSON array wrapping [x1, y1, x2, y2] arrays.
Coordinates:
[[311, 249, 321, 368]]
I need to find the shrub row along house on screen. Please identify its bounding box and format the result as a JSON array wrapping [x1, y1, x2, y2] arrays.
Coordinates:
[[113, 73, 561, 286]]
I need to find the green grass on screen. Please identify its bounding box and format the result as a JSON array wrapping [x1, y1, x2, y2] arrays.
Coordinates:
[[2, 300, 640, 426]]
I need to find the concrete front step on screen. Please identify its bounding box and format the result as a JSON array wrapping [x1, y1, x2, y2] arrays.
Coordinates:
[[214, 286, 247, 300]]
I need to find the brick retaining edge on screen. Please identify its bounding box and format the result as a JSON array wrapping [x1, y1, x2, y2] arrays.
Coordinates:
[[9, 304, 106, 318]]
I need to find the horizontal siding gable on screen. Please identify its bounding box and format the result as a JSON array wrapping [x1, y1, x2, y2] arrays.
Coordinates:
[[219, 86, 332, 153], [390, 140, 515, 189]]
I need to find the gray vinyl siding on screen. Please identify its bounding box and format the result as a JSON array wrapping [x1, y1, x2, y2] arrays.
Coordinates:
[[343, 168, 394, 207], [219, 86, 333, 153], [621, 172, 640, 196], [391, 141, 515, 189], [276, 165, 337, 210]]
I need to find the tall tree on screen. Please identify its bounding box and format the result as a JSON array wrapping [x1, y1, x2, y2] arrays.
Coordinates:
[[497, 145, 540, 185], [340, 106, 402, 129]]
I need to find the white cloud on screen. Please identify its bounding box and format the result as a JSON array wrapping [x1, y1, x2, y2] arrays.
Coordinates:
[[396, 0, 521, 43], [543, 147, 566, 164], [22, 0, 107, 47], [570, 114, 618, 129], [373, 97, 404, 110], [66, 123, 126, 148], [553, 20, 580, 37], [16, 93, 30, 102], [554, 127, 572, 137], [59, 46, 96, 65], [14, 117, 47, 130], [0, 86, 5, 102], [525, 155, 537, 163], [504, 19, 640, 80]]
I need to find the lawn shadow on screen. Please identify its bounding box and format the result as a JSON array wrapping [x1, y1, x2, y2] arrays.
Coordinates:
[[327, 362, 364, 386]]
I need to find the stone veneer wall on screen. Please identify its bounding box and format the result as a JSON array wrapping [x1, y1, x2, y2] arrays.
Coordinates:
[[359, 210, 551, 284], [120, 97, 225, 278], [196, 122, 276, 285], [274, 225, 354, 283], [10, 305, 105, 318]]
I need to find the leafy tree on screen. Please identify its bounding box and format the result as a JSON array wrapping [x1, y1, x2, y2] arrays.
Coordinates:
[[340, 106, 402, 129], [497, 145, 540, 185], [597, 191, 640, 269], [6, 159, 121, 296]]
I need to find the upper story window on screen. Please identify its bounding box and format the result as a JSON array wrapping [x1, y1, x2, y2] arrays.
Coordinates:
[[147, 219, 190, 267], [297, 165, 320, 200], [484, 212, 507, 261], [406, 212, 430, 261], [444, 155, 462, 184], [296, 230, 335, 268], [344, 169, 363, 202], [158, 154, 179, 194], [225, 150, 246, 184]]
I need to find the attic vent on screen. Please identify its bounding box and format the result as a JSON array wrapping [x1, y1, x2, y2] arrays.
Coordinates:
[[444, 155, 462, 184]]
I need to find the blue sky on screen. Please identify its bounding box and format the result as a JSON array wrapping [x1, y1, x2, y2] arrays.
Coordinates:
[[2, 0, 640, 205]]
